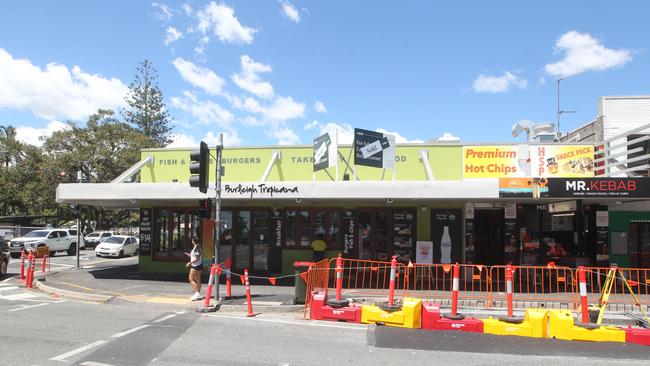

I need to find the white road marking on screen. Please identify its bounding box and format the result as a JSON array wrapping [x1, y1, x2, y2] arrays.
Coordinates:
[[0, 281, 14, 286], [175, 311, 187, 315], [153, 314, 177, 323], [206, 314, 368, 331], [111, 324, 150, 338], [8, 302, 49, 312], [50, 340, 108, 361], [49, 263, 75, 268], [80, 362, 116, 366], [2, 277, 13, 282], [0, 286, 19, 292], [2, 292, 39, 300]]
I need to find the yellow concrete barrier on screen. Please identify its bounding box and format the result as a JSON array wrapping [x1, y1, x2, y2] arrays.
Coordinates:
[[361, 297, 422, 328], [482, 309, 548, 338], [547, 310, 625, 343]]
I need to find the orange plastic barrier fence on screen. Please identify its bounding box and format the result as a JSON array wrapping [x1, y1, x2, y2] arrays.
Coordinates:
[[327, 258, 408, 298], [303, 259, 650, 315], [405, 264, 489, 303], [582, 267, 650, 308], [488, 265, 575, 308], [303, 259, 330, 317]]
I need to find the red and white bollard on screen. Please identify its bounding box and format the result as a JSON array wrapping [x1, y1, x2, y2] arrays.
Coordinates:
[[505, 264, 514, 318], [244, 269, 255, 317], [26, 252, 34, 289], [41, 253, 48, 273], [336, 254, 344, 301], [451, 263, 460, 316], [19, 251, 25, 281], [203, 264, 217, 307], [388, 255, 397, 306], [226, 259, 232, 298], [578, 266, 589, 323]]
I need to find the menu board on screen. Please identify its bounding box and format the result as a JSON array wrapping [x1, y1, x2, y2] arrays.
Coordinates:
[[392, 210, 416, 262], [139, 208, 152, 256]]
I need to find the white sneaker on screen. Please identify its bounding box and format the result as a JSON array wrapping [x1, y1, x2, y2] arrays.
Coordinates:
[[190, 293, 202, 301]]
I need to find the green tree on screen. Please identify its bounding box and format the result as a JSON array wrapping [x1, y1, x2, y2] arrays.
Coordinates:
[[44, 109, 154, 228], [0, 125, 22, 167], [122, 60, 173, 147]]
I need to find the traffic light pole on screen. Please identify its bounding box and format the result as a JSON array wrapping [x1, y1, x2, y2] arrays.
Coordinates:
[[213, 133, 224, 305]]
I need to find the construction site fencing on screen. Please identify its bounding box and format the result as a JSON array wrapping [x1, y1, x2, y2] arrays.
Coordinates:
[[582, 267, 650, 308], [303, 259, 650, 313], [328, 258, 409, 298], [488, 265, 576, 308], [404, 264, 490, 303]]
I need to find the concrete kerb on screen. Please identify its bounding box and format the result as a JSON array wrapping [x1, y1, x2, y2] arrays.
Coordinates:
[[34, 279, 113, 304]]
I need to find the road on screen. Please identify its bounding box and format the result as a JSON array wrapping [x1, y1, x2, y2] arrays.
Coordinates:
[[0, 252, 649, 365]]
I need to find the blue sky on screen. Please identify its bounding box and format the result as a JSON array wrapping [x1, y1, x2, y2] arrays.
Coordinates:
[[0, 1, 648, 147]]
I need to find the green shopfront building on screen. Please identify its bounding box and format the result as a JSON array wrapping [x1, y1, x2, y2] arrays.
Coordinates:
[[56, 143, 650, 275]]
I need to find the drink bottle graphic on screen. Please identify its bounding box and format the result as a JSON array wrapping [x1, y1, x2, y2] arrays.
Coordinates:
[[440, 226, 452, 263]]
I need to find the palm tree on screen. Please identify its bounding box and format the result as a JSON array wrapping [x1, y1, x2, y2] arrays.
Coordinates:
[[0, 125, 21, 167]]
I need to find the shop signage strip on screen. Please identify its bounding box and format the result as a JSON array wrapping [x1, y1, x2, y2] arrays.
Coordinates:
[[499, 177, 650, 198]]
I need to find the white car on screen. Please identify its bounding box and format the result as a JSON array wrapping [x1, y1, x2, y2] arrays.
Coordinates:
[[95, 235, 139, 258], [84, 231, 114, 248], [8, 229, 75, 258]]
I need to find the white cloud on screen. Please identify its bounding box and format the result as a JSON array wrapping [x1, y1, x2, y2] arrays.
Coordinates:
[[152, 2, 174, 21], [196, 1, 256, 44], [16, 120, 71, 146], [545, 31, 632, 78], [232, 55, 274, 99], [314, 100, 327, 113], [0, 48, 128, 120], [164, 27, 183, 45], [170, 91, 234, 126], [166, 130, 241, 148], [194, 36, 210, 55], [166, 132, 197, 148], [281, 1, 300, 23], [304, 120, 319, 130], [376, 128, 424, 143], [172, 58, 224, 95], [266, 96, 305, 121], [182, 3, 193, 15], [472, 71, 527, 93], [271, 127, 301, 145], [538, 76, 547, 86]]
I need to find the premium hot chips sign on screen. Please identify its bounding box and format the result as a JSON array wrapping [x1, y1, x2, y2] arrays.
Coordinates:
[[463, 144, 594, 178]]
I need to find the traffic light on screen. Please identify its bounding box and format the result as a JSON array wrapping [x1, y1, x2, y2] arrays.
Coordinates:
[[189, 141, 209, 193], [70, 204, 80, 218], [199, 199, 211, 218]]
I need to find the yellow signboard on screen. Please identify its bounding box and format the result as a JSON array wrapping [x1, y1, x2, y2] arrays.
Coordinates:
[[530, 145, 594, 177], [463, 146, 521, 178], [463, 145, 595, 178]]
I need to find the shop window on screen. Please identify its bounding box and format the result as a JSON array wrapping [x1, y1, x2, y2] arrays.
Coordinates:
[[300, 210, 310, 247], [154, 208, 200, 260], [286, 210, 297, 247], [328, 211, 340, 249]]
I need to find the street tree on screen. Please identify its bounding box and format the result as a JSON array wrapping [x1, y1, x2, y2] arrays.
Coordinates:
[[122, 60, 173, 147]]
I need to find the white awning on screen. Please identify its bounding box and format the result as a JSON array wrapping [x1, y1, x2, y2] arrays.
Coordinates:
[[56, 180, 500, 208]]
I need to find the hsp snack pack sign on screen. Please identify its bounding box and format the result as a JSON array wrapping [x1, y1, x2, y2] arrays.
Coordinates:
[[530, 145, 594, 177]]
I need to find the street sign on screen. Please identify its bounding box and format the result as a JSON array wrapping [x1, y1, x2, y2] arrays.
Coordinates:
[[313, 132, 337, 172]]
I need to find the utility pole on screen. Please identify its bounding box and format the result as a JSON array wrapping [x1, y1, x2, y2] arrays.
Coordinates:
[[556, 77, 577, 138], [213, 133, 224, 305]]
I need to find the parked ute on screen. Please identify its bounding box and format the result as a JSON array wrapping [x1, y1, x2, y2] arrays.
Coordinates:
[[8, 229, 76, 258], [83, 231, 114, 248]]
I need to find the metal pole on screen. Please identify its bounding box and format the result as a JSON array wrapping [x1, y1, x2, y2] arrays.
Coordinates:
[[76, 217, 80, 269], [213, 133, 224, 305], [557, 78, 561, 134]]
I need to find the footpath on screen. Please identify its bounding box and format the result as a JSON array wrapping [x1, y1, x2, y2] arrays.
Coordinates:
[[28, 261, 647, 326]]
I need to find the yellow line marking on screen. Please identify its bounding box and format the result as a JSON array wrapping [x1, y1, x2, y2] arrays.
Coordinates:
[[59, 282, 127, 296]]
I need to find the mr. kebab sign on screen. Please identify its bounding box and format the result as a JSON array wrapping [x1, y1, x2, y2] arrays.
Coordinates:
[[463, 144, 594, 178]]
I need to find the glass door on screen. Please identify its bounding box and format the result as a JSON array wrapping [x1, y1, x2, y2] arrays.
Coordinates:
[[235, 211, 251, 271], [252, 210, 270, 272], [219, 210, 233, 266], [631, 222, 650, 268], [358, 210, 391, 261]]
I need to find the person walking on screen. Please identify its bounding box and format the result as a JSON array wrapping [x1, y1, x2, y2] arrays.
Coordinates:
[[311, 233, 327, 262], [186, 237, 205, 301]]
